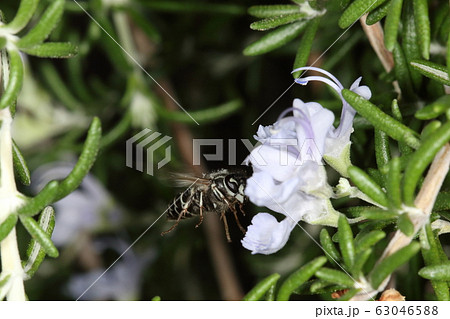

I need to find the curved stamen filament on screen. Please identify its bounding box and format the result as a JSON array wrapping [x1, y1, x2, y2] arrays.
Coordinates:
[[277, 115, 314, 140], [292, 66, 344, 90], [276, 107, 303, 122], [295, 76, 342, 95]]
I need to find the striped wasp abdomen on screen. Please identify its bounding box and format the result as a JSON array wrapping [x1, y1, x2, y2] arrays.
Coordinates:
[[162, 168, 249, 242]]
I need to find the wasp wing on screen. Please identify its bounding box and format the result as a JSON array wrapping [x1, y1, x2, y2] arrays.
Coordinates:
[[169, 172, 210, 188]]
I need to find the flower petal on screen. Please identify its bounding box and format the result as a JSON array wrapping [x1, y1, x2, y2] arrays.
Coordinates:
[[247, 144, 300, 182], [293, 99, 335, 155], [352, 85, 372, 100], [297, 162, 332, 198], [245, 171, 299, 207], [241, 213, 296, 255], [350, 77, 372, 100]]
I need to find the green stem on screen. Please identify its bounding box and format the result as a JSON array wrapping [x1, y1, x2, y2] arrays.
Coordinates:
[[0, 109, 25, 300], [0, 50, 26, 301]]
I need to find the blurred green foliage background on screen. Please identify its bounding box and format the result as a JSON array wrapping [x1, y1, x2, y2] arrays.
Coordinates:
[[0, 0, 449, 300]]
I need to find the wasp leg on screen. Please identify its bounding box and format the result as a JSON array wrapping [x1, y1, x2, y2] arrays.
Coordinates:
[[161, 204, 189, 236], [230, 205, 246, 234], [195, 192, 204, 228], [211, 184, 245, 241], [220, 211, 232, 243]]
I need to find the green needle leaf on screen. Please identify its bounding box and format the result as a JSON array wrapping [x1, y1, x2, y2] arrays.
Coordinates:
[[390, 100, 413, 156], [342, 90, 421, 149], [292, 17, 320, 78], [0, 0, 40, 33], [374, 129, 391, 170], [159, 99, 242, 124], [309, 279, 336, 293], [54, 117, 102, 201], [393, 42, 414, 97], [339, 0, 387, 29], [366, 1, 390, 25], [447, 32, 450, 80], [17, 0, 65, 49], [383, 0, 403, 52], [415, 95, 450, 120], [434, 191, 450, 211], [402, 1, 422, 89], [403, 120, 450, 204], [338, 215, 355, 270], [412, 0, 430, 60], [315, 268, 355, 288], [0, 214, 18, 242], [340, 0, 352, 7], [277, 256, 327, 301], [419, 224, 450, 300], [368, 168, 384, 187], [243, 20, 308, 56], [250, 13, 307, 31], [40, 62, 82, 111], [23, 207, 56, 278], [419, 262, 450, 281], [410, 60, 450, 86], [391, 99, 403, 121], [0, 49, 24, 110], [140, 1, 244, 15], [360, 209, 398, 220], [20, 214, 58, 258], [355, 230, 386, 254], [100, 111, 132, 149], [319, 228, 341, 265], [386, 157, 402, 208], [348, 166, 389, 207], [265, 283, 276, 301], [370, 241, 420, 289], [321, 31, 362, 70], [248, 5, 300, 18], [397, 213, 414, 236], [243, 273, 280, 301], [21, 42, 78, 58], [352, 248, 373, 277], [16, 181, 59, 217], [421, 121, 441, 140], [345, 206, 380, 218], [12, 140, 31, 186], [337, 288, 361, 301], [420, 223, 447, 264]]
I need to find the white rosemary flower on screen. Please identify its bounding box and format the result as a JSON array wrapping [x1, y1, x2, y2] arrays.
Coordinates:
[[242, 67, 371, 254]]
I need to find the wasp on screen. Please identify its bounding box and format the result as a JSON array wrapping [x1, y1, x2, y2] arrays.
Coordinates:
[[161, 169, 249, 242]]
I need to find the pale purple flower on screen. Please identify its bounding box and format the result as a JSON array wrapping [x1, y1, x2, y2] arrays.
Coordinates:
[[294, 67, 372, 171], [242, 213, 295, 255], [66, 238, 154, 300], [242, 67, 371, 255], [32, 162, 122, 246]]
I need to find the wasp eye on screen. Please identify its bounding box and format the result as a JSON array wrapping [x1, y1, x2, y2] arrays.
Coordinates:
[[225, 176, 239, 193]]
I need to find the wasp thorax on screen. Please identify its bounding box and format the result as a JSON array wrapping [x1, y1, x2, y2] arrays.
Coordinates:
[[162, 169, 249, 242]]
